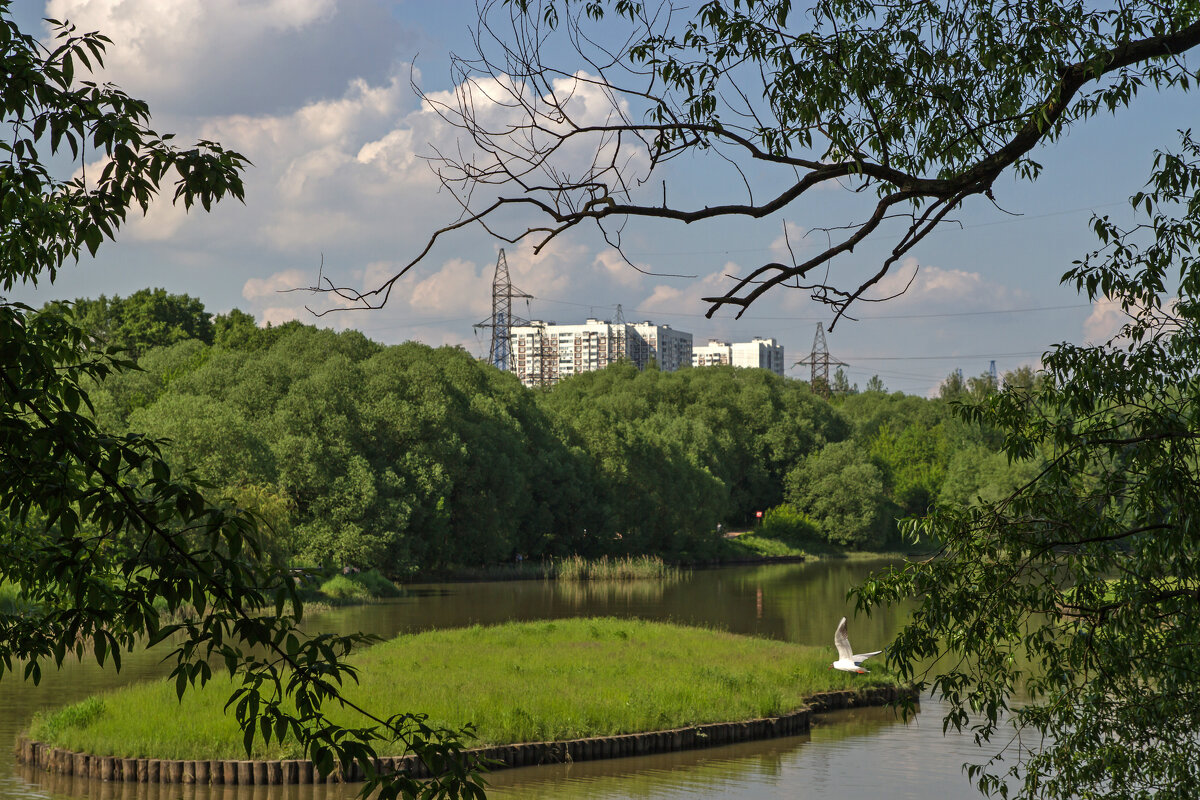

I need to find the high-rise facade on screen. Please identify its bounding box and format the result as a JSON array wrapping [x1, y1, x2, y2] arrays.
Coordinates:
[[692, 337, 785, 376], [509, 318, 693, 387]]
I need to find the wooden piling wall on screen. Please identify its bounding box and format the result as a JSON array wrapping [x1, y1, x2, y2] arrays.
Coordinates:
[[14, 685, 916, 784]]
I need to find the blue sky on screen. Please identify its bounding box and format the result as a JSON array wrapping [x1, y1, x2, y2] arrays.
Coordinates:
[[8, 1, 1184, 395]]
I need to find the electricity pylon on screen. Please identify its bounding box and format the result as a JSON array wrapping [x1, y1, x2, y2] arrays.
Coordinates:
[[796, 322, 846, 397], [473, 249, 532, 371]]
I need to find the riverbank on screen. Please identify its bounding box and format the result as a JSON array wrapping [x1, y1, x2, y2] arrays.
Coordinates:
[[406, 546, 918, 584], [25, 618, 902, 765]]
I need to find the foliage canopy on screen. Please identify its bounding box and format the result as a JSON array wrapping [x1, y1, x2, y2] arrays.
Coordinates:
[[0, 6, 481, 798]]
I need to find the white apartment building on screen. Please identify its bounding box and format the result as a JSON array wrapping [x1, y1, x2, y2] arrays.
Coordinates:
[[509, 318, 693, 387], [691, 337, 785, 377], [630, 321, 693, 373]]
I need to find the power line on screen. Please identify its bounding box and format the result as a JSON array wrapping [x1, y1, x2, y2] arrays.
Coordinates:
[[850, 350, 1044, 361]]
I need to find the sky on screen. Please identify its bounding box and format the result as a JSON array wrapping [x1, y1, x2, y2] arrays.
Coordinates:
[[6, 0, 1189, 396]]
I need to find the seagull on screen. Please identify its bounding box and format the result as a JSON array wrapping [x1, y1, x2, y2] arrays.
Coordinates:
[[830, 616, 882, 673]]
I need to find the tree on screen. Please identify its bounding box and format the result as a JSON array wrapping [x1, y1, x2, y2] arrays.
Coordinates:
[[855, 138, 1200, 800], [57, 288, 214, 358], [784, 441, 894, 549], [341, 1, 1200, 797], [0, 7, 480, 798], [830, 367, 856, 396], [865, 375, 886, 394]]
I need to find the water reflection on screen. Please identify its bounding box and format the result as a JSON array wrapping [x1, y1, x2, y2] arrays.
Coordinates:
[[1, 560, 990, 800], [553, 577, 674, 606]]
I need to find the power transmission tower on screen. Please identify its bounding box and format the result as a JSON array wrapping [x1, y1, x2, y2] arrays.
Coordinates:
[[614, 303, 625, 324], [473, 249, 532, 371], [527, 322, 557, 388], [796, 322, 846, 397], [989, 359, 998, 388]]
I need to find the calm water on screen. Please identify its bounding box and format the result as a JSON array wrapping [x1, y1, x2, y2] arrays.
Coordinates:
[[0, 560, 992, 799]]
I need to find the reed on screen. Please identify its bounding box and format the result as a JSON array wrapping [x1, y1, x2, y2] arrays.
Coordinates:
[[554, 555, 679, 581], [28, 617, 896, 760]]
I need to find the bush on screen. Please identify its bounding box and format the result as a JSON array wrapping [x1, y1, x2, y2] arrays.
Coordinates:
[[318, 569, 400, 601], [318, 575, 373, 601], [351, 568, 401, 597], [757, 504, 821, 545]]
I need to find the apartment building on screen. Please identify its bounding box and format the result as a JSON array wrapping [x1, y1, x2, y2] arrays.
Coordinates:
[[691, 337, 785, 376], [509, 318, 693, 387]]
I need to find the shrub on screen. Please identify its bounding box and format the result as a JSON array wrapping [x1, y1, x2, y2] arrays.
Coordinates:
[[318, 569, 400, 601], [351, 568, 401, 597], [757, 504, 821, 545]]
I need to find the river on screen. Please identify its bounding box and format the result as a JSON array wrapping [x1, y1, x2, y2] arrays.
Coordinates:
[[0, 560, 994, 799]]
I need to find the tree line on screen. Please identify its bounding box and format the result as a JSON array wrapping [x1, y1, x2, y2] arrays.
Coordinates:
[[50, 289, 1039, 573]]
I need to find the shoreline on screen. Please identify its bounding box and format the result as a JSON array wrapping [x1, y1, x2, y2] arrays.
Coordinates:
[[14, 686, 917, 785], [403, 550, 926, 585]]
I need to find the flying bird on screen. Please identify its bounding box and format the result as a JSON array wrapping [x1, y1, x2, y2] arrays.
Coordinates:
[[830, 616, 882, 673]]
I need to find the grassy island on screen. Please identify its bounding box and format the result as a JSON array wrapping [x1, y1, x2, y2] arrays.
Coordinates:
[[29, 618, 897, 761]]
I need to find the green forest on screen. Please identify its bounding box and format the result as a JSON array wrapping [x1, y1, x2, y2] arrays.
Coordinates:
[[45, 288, 1040, 574]]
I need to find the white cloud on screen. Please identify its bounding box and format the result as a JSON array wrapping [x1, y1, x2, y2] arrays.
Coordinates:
[[1083, 295, 1180, 344], [637, 266, 732, 315], [410, 258, 490, 316], [258, 306, 304, 327], [1083, 297, 1126, 343], [872, 257, 1026, 309], [639, 284, 688, 312], [241, 268, 344, 326], [769, 221, 809, 261], [592, 250, 646, 288], [43, 1, 407, 116], [242, 269, 312, 300]]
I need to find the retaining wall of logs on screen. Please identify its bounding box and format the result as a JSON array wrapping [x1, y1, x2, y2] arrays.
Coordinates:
[[14, 686, 916, 785]]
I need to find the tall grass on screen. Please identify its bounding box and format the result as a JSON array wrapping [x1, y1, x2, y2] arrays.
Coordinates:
[[554, 555, 679, 581], [411, 556, 680, 583], [28, 617, 896, 760]]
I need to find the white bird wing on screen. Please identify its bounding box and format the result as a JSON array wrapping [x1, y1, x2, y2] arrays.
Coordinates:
[[852, 649, 883, 662], [834, 617, 853, 660]]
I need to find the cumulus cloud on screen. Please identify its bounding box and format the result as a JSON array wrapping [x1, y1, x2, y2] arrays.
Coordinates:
[[1083, 297, 1127, 343], [410, 258, 491, 316], [593, 250, 646, 288], [1083, 295, 1180, 344], [240, 268, 358, 327], [242, 268, 312, 301], [639, 284, 688, 312], [44, 0, 412, 116], [639, 265, 733, 314], [871, 257, 1027, 309]]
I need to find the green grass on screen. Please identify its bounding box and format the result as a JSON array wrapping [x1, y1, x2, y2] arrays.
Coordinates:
[[720, 534, 808, 559], [28, 618, 896, 760]]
